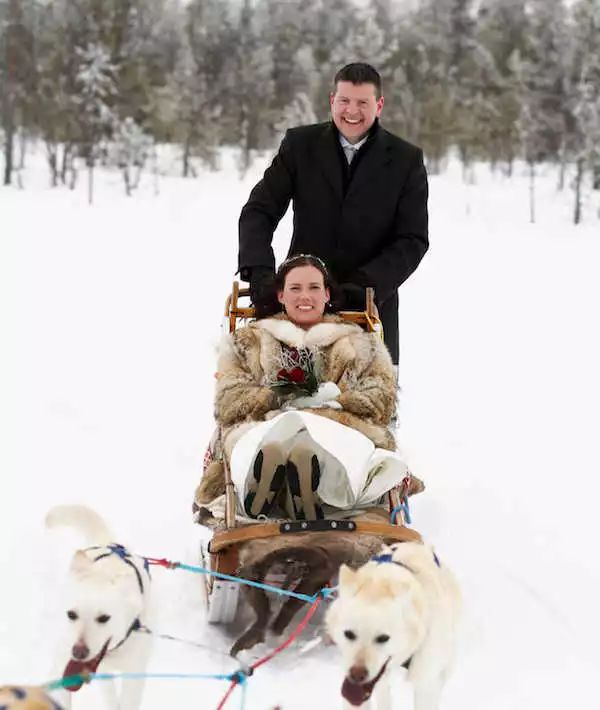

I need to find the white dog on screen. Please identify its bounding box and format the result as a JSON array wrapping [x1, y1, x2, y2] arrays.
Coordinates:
[[325, 542, 461, 710], [46, 505, 154, 710]]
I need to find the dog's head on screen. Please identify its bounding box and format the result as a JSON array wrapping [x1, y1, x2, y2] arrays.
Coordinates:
[[61, 549, 145, 663], [0, 685, 63, 709], [325, 562, 428, 703]]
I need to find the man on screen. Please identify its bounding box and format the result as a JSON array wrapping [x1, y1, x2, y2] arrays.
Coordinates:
[[238, 62, 428, 365]]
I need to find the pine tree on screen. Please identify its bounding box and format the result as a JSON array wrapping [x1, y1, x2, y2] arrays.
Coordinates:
[[73, 42, 117, 202]]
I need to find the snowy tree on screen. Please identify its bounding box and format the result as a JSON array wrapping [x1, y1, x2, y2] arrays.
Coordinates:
[[110, 116, 153, 195], [275, 92, 317, 141], [476, 0, 528, 172], [568, 0, 600, 221], [170, 0, 235, 177], [233, 0, 275, 177], [0, 0, 35, 185], [73, 42, 117, 202]]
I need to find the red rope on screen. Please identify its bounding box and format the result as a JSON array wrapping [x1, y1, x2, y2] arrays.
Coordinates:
[[215, 595, 323, 709], [216, 679, 238, 710], [145, 557, 179, 569]]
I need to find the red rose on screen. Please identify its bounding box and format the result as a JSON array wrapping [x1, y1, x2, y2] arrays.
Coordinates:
[[289, 366, 306, 383], [277, 368, 290, 381]]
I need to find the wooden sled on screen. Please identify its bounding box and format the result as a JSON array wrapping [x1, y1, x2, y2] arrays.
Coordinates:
[[198, 283, 420, 651]]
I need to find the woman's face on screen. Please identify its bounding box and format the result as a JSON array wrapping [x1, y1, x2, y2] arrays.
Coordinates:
[[277, 265, 330, 328]]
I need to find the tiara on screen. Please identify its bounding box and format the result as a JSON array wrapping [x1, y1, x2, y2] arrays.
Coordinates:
[[279, 253, 328, 272]]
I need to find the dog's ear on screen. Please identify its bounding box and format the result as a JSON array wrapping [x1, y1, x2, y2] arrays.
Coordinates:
[[338, 564, 357, 594], [70, 550, 92, 574]]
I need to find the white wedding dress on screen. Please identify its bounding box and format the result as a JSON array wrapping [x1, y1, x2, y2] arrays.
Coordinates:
[[230, 410, 409, 512]]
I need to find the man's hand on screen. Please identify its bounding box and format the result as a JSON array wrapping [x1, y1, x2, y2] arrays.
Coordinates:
[[340, 282, 366, 310], [339, 283, 377, 316], [248, 267, 276, 317]]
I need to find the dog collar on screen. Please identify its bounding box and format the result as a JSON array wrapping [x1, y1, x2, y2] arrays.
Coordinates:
[[109, 617, 144, 654], [371, 552, 414, 572], [371, 551, 441, 569]]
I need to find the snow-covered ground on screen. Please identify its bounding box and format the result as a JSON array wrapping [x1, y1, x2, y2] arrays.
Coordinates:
[[2, 153, 600, 709]]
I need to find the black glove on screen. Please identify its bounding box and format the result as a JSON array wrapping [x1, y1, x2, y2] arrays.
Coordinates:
[[249, 267, 277, 318], [339, 282, 366, 310]]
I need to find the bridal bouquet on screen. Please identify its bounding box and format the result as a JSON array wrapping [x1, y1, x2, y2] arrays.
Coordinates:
[[270, 346, 341, 409], [271, 346, 319, 398]]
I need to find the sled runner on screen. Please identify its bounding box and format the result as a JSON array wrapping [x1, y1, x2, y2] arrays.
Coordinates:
[[195, 283, 423, 653]]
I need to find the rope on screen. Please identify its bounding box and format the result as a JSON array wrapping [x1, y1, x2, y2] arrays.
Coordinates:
[[46, 670, 236, 692], [135, 624, 233, 660], [390, 499, 411, 525], [145, 557, 335, 603], [215, 592, 325, 709], [45, 592, 326, 708]]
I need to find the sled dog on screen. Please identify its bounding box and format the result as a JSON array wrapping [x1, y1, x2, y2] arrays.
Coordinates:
[[325, 542, 460, 710], [0, 685, 64, 709], [46, 505, 153, 710]]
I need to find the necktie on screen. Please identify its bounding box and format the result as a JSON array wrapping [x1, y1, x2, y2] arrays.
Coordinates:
[[343, 145, 357, 165]]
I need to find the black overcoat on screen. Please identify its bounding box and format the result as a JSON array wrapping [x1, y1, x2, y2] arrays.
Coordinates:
[[238, 121, 429, 363]]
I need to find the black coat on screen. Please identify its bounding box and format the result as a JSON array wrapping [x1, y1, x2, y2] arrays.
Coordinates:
[[238, 121, 429, 363]]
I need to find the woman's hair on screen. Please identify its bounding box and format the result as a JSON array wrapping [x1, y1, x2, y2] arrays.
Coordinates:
[[274, 254, 331, 291], [254, 254, 343, 319]]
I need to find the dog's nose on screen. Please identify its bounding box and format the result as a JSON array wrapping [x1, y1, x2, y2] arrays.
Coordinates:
[[72, 642, 90, 660], [349, 665, 369, 684]]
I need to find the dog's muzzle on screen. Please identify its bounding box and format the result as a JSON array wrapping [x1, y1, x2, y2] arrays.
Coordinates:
[[62, 639, 110, 692], [341, 658, 391, 706]]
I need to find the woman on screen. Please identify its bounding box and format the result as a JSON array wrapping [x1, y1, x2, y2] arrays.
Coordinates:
[[197, 255, 411, 521]]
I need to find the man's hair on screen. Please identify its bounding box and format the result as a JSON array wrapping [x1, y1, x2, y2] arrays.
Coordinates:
[[333, 63, 382, 97]]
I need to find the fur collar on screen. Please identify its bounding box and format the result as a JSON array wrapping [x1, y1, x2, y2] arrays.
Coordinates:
[[252, 314, 361, 349]]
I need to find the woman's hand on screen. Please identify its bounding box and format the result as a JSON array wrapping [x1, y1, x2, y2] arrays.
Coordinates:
[[284, 382, 342, 410]]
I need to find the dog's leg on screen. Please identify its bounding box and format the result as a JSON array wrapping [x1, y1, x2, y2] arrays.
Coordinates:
[[99, 678, 120, 710], [230, 583, 270, 655], [119, 675, 146, 710], [413, 676, 442, 710], [116, 635, 152, 710], [271, 548, 334, 636]]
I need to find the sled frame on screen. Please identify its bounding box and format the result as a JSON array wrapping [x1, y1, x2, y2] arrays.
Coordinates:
[[224, 282, 382, 335]]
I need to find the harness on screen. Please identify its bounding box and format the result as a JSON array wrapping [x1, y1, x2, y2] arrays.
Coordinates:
[[86, 543, 151, 651], [371, 550, 441, 570], [89, 543, 151, 595], [370, 548, 441, 671]]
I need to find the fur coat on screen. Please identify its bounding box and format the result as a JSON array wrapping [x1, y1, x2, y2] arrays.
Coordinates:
[[215, 314, 397, 458]]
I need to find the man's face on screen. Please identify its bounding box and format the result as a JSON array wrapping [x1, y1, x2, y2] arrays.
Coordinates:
[[330, 81, 384, 144]]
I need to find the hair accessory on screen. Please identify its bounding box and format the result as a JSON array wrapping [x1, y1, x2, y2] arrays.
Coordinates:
[[279, 254, 328, 274]]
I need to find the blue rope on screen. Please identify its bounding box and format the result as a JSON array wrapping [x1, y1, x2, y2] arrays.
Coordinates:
[[46, 670, 242, 692], [238, 672, 247, 710], [172, 561, 335, 603], [390, 500, 411, 525]]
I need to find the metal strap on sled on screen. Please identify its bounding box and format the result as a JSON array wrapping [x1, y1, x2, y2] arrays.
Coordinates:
[[225, 281, 382, 335]]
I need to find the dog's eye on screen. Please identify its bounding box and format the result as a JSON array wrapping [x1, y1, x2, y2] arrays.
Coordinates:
[[375, 634, 390, 644], [67, 610, 78, 621], [96, 614, 111, 624], [344, 630, 357, 641]]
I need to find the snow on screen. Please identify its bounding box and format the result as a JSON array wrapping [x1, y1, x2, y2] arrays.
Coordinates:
[[1, 153, 600, 709]]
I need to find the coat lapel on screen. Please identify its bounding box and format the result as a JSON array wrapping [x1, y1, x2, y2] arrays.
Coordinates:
[[317, 123, 344, 202]]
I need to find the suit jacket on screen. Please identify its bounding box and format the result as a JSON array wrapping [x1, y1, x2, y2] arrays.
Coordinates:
[[238, 121, 429, 362]]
